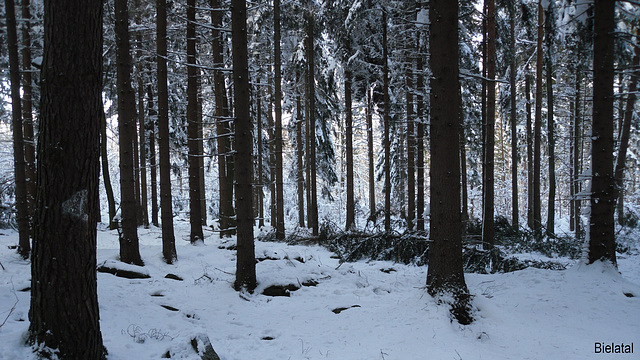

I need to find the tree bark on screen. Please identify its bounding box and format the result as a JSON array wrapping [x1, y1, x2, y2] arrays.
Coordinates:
[[296, 74, 305, 228], [115, 0, 142, 265], [5, 0, 30, 258], [526, 73, 533, 230], [28, 0, 106, 356], [147, 84, 159, 227], [588, 0, 616, 266], [232, 0, 257, 291], [101, 111, 117, 230], [406, 31, 415, 230], [274, 0, 285, 239], [572, 67, 582, 235], [187, 0, 204, 243], [509, 2, 518, 229], [156, 0, 177, 263], [427, 0, 472, 325], [306, 3, 318, 236], [211, 0, 236, 237], [533, 0, 544, 238], [416, 39, 425, 232], [482, 0, 496, 249], [21, 0, 36, 226], [545, 5, 555, 237], [345, 40, 355, 231], [382, 9, 391, 233]]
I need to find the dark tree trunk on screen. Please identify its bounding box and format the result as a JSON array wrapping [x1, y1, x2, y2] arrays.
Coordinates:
[[157, 0, 177, 263], [28, 0, 106, 356], [306, 4, 318, 236], [416, 41, 425, 232], [545, 6, 555, 237], [101, 111, 117, 230], [21, 0, 36, 225], [509, 2, 518, 229], [147, 84, 159, 227], [268, 71, 276, 228], [588, 0, 616, 265], [382, 9, 391, 233], [482, 0, 496, 249], [296, 74, 305, 228], [367, 86, 375, 221], [211, 0, 236, 237], [525, 73, 534, 230], [533, 0, 543, 238], [572, 67, 582, 235], [232, 0, 257, 291], [256, 72, 265, 228], [614, 44, 639, 224], [274, 0, 285, 240], [427, 0, 472, 325], [115, 0, 142, 265], [406, 35, 415, 230], [136, 36, 149, 228], [345, 41, 355, 231], [187, 0, 204, 243], [5, 0, 30, 258]]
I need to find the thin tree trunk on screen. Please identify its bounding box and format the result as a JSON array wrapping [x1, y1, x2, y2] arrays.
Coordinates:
[[533, 0, 544, 238], [231, 0, 257, 291], [588, 0, 616, 265], [101, 111, 117, 230], [187, 0, 204, 243], [427, 0, 472, 325], [416, 39, 425, 232], [296, 74, 305, 228], [274, 0, 285, 239], [156, 0, 177, 263], [382, 9, 391, 232], [572, 67, 582, 235], [614, 37, 639, 224], [509, 2, 518, 229], [21, 0, 36, 225], [147, 84, 159, 227], [526, 73, 533, 229], [136, 25, 149, 228], [367, 85, 375, 221], [256, 72, 265, 228], [28, 0, 107, 356], [406, 35, 415, 230], [6, 0, 29, 258], [482, 0, 496, 249]]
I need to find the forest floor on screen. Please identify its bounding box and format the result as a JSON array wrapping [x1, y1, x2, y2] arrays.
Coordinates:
[[0, 221, 639, 360]]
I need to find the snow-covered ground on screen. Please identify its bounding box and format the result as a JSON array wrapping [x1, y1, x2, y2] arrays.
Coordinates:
[[1, 221, 639, 360]]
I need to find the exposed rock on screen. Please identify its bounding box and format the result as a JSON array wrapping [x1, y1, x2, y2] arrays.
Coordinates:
[[262, 284, 299, 297]]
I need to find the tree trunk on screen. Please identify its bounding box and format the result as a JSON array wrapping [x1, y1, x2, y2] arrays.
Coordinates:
[[21, 0, 36, 226], [256, 71, 265, 228], [406, 35, 415, 231], [533, 0, 544, 238], [526, 73, 534, 229], [101, 111, 117, 230], [416, 39, 425, 232], [345, 41, 355, 231], [5, 0, 30, 258], [382, 9, 391, 233], [545, 6, 555, 237], [572, 67, 582, 235], [427, 0, 472, 325], [211, 0, 236, 237], [187, 0, 204, 243], [588, 0, 616, 266], [156, 0, 177, 263], [147, 84, 159, 227], [232, 0, 257, 291], [28, 0, 107, 356], [274, 0, 285, 239], [296, 74, 305, 228], [115, 0, 142, 265], [306, 4, 318, 236], [509, 2, 518, 229], [367, 85, 375, 221], [136, 41, 149, 228], [614, 42, 639, 224], [482, 0, 496, 249]]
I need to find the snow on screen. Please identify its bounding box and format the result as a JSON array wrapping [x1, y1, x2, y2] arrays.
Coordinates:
[[1, 222, 639, 360]]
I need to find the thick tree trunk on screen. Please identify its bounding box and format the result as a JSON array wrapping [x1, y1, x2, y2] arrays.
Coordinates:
[[21, 0, 36, 225], [5, 0, 30, 258], [427, 0, 471, 325], [274, 0, 285, 239], [482, 0, 496, 249], [156, 0, 177, 263], [533, 0, 544, 238], [545, 6, 555, 237], [187, 0, 204, 243], [382, 10, 391, 232], [115, 0, 142, 265], [588, 0, 616, 266], [232, 0, 257, 291], [345, 42, 355, 231], [211, 0, 236, 237], [28, 0, 107, 356]]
